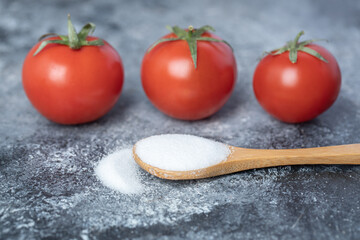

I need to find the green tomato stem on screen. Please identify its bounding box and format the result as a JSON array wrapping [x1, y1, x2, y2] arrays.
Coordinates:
[[266, 31, 328, 64], [33, 14, 104, 56], [292, 31, 304, 47], [148, 25, 233, 69], [67, 14, 81, 49]]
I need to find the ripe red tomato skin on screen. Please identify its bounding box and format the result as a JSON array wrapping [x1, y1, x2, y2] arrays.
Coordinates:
[[22, 36, 124, 125], [141, 32, 237, 120], [253, 44, 341, 123]]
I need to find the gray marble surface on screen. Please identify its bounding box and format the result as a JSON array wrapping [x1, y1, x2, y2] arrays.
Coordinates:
[[1, 0, 360, 239]]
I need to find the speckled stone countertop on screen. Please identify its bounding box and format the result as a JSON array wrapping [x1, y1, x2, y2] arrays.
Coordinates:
[[1, 0, 360, 239]]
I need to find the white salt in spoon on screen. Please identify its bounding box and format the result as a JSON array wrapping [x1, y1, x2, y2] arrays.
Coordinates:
[[133, 134, 360, 180]]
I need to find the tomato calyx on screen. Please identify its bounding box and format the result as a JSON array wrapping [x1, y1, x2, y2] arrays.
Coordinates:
[[266, 31, 328, 64], [148, 25, 233, 68], [33, 14, 104, 56]]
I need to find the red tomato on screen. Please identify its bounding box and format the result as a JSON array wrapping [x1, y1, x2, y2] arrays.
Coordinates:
[[253, 43, 341, 123], [22, 36, 124, 124], [141, 31, 237, 120]]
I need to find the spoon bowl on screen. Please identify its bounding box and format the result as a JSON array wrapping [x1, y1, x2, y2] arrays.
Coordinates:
[[133, 140, 360, 180]]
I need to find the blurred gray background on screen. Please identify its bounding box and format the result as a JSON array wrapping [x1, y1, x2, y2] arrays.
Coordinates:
[[1, 0, 360, 239]]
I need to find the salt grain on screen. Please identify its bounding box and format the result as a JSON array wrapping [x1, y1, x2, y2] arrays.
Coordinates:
[[135, 134, 231, 171], [95, 149, 143, 194]]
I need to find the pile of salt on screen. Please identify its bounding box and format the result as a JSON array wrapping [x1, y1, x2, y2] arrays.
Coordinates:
[[95, 134, 231, 194], [95, 149, 143, 194], [135, 134, 231, 171]]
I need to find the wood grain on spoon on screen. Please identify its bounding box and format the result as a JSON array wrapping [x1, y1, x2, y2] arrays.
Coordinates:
[[133, 144, 360, 180]]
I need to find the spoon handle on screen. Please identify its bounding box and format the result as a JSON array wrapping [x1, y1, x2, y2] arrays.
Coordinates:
[[227, 144, 360, 171]]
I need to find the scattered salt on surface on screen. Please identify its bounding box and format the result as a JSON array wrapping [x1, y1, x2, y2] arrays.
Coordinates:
[[135, 134, 231, 171], [95, 149, 143, 194]]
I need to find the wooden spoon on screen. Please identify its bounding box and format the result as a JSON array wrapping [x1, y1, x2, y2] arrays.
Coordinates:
[[133, 143, 360, 180]]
